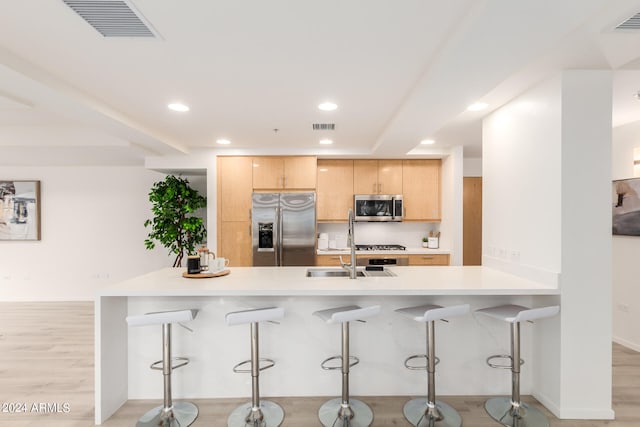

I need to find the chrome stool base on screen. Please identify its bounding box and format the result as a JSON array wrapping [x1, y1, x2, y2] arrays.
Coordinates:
[[318, 398, 373, 427], [403, 398, 462, 427], [136, 401, 198, 427], [228, 400, 284, 427], [485, 397, 549, 427]]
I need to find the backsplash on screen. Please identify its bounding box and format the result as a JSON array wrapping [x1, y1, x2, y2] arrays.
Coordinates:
[[317, 222, 441, 249]]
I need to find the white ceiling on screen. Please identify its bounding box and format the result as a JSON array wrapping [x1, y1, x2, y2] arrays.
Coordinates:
[[2, 0, 640, 166]]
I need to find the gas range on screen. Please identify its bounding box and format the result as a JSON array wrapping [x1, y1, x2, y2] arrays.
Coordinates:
[[355, 244, 406, 251]]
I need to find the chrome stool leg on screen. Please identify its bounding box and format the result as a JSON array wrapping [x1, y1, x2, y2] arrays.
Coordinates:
[[484, 322, 548, 427], [403, 320, 462, 427], [228, 321, 284, 427], [318, 321, 374, 427], [137, 323, 198, 427]]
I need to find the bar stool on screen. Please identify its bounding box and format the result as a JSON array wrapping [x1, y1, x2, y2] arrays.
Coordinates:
[[476, 304, 560, 427], [313, 305, 381, 427], [125, 309, 199, 427], [395, 303, 470, 427], [226, 307, 285, 427]]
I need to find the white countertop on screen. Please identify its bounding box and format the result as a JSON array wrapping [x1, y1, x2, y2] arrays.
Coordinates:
[[317, 247, 450, 255], [98, 266, 558, 297]]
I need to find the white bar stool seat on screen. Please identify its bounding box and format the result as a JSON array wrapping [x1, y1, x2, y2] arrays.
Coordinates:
[[395, 303, 470, 427], [125, 309, 198, 427], [226, 307, 285, 427], [313, 305, 381, 427], [476, 304, 560, 427]]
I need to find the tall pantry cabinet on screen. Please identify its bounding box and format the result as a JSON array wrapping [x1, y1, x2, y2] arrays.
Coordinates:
[[217, 156, 253, 266]]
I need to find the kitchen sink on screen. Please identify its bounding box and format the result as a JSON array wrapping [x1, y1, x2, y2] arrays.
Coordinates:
[[305, 268, 395, 278]]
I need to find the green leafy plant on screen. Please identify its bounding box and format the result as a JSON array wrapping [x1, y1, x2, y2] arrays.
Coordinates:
[[144, 175, 207, 267]]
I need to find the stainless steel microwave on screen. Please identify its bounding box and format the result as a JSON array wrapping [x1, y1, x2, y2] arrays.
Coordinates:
[[353, 194, 403, 222]]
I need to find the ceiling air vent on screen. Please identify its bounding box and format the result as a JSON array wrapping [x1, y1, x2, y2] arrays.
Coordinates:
[[312, 123, 336, 131], [616, 12, 640, 30], [61, 0, 159, 37]]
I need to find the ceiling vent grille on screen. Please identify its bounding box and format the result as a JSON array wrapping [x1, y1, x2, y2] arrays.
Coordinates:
[[61, 0, 158, 37], [312, 123, 336, 131], [616, 12, 640, 30]]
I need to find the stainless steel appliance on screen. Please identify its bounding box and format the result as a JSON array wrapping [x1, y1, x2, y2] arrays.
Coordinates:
[[353, 194, 403, 222], [355, 244, 408, 266], [252, 192, 316, 266], [355, 244, 406, 251], [357, 256, 409, 266]]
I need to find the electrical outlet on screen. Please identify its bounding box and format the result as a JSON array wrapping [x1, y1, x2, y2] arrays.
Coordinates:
[[510, 250, 520, 262]]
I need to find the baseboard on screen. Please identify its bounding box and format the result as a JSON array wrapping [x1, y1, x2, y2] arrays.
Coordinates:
[[613, 336, 640, 352], [534, 392, 614, 420], [534, 392, 560, 418]]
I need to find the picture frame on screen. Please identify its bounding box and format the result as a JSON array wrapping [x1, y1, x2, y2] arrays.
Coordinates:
[[612, 177, 640, 236], [0, 180, 41, 241]]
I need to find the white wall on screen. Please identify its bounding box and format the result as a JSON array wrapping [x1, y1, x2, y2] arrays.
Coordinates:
[[483, 70, 613, 419], [463, 157, 482, 177], [612, 120, 640, 351], [0, 167, 174, 301], [483, 76, 562, 284], [441, 146, 464, 265]]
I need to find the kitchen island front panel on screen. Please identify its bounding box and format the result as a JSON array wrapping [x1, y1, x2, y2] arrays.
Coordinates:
[[95, 266, 558, 424]]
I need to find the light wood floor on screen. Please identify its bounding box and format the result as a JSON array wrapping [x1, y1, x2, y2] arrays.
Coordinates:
[[0, 302, 638, 426]]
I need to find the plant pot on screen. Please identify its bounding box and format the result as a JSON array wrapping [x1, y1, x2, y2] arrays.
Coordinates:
[[422, 242, 429, 248]]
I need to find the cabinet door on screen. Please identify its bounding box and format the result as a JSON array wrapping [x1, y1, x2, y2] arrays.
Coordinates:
[[218, 157, 253, 221], [317, 160, 354, 221], [252, 157, 284, 189], [377, 160, 403, 194], [219, 221, 252, 266], [408, 254, 450, 266], [353, 160, 379, 194], [402, 160, 441, 221], [284, 156, 317, 189]]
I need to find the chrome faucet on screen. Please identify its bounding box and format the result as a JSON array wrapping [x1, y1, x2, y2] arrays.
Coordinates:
[[340, 208, 357, 279]]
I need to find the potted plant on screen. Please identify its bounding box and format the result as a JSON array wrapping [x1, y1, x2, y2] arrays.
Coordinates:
[[422, 236, 429, 248], [144, 175, 207, 267]]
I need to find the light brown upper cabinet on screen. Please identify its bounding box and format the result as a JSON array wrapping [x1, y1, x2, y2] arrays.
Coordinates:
[[402, 159, 441, 221], [252, 156, 317, 190], [353, 160, 402, 194], [317, 159, 354, 221], [218, 156, 253, 221]]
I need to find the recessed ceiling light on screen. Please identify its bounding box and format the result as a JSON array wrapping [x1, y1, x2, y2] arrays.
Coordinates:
[[467, 102, 488, 111], [168, 102, 190, 112], [420, 139, 435, 145], [318, 102, 338, 111], [319, 139, 333, 145], [216, 139, 231, 145]]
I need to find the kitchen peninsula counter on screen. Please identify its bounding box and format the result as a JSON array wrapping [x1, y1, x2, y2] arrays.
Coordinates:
[[96, 266, 558, 424], [99, 265, 557, 297]]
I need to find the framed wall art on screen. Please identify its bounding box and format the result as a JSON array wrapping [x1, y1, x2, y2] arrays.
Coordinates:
[[612, 177, 640, 236], [0, 180, 41, 240]]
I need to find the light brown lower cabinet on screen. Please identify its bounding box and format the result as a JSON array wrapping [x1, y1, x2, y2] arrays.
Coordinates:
[[315, 254, 351, 266], [219, 221, 252, 267], [407, 254, 450, 266]]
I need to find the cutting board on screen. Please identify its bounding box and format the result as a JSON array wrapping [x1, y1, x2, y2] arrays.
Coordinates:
[[182, 269, 230, 279]]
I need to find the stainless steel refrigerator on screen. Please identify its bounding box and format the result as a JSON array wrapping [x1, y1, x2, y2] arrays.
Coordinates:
[[252, 192, 316, 266]]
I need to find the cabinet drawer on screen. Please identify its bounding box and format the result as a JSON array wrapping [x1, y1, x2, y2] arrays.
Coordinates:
[[316, 254, 351, 266], [408, 254, 450, 266]]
